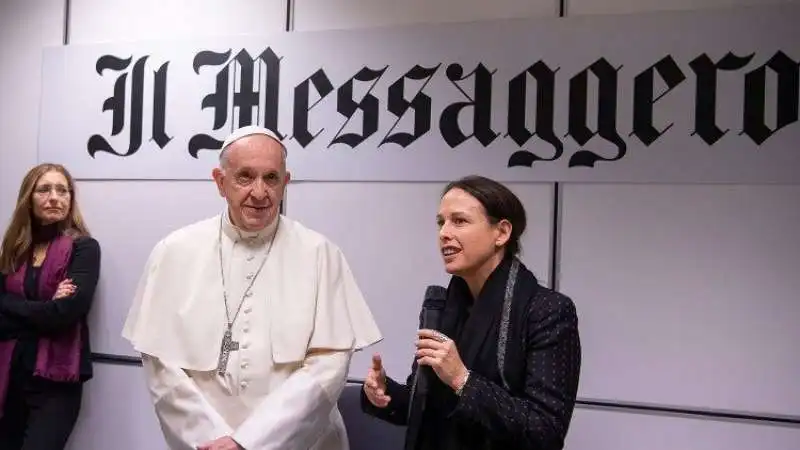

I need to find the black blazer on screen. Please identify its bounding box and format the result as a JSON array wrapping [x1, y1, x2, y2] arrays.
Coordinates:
[[361, 259, 581, 450]]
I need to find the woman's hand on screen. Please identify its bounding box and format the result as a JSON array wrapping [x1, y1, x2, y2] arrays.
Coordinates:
[[363, 353, 391, 408], [416, 329, 469, 391], [52, 279, 76, 300]]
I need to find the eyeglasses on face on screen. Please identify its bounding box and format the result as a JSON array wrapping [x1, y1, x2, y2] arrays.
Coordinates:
[[33, 184, 71, 197]]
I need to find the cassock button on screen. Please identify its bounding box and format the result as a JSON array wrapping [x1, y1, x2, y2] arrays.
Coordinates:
[[241, 361, 249, 369], [240, 381, 248, 389], [246, 255, 255, 262], [244, 306, 252, 313], [246, 273, 254, 280], [244, 291, 253, 298]]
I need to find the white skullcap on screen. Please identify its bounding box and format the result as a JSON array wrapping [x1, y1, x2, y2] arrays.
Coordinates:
[[220, 125, 285, 155]]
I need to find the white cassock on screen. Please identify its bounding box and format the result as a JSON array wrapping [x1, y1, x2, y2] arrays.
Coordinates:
[[121, 211, 382, 450]]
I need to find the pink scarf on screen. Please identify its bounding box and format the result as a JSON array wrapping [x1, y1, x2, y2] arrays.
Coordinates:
[[0, 235, 82, 416]]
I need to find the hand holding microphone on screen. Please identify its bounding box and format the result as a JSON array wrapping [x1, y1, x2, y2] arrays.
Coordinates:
[[364, 285, 468, 409], [363, 353, 391, 408], [415, 329, 469, 392], [414, 285, 469, 392]]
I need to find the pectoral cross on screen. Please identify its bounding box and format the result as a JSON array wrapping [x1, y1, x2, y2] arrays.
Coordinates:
[[216, 326, 239, 375]]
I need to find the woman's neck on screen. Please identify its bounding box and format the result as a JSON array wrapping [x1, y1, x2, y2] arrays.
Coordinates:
[[32, 221, 61, 243], [463, 250, 505, 300]]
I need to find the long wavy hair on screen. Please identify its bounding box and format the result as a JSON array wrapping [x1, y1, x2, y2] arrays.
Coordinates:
[[0, 163, 90, 274]]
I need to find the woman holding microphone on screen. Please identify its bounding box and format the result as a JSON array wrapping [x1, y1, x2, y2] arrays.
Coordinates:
[[361, 175, 581, 450]]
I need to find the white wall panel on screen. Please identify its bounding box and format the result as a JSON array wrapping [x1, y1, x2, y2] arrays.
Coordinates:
[[285, 181, 553, 380], [567, 0, 799, 16], [69, 0, 286, 44], [0, 0, 64, 230], [559, 184, 800, 417], [65, 363, 165, 450], [566, 407, 800, 450], [293, 0, 558, 31], [77, 180, 225, 356]]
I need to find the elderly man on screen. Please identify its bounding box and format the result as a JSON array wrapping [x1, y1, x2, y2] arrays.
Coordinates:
[[122, 125, 382, 450]]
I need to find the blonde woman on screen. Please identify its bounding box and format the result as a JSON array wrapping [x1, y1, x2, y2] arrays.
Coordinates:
[[0, 163, 101, 450]]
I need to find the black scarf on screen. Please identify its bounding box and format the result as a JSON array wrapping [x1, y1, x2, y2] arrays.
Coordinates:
[[417, 254, 537, 450], [441, 255, 516, 383]]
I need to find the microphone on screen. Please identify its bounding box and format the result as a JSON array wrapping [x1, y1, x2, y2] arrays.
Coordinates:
[[405, 285, 447, 449], [419, 285, 447, 333], [413, 285, 447, 397]]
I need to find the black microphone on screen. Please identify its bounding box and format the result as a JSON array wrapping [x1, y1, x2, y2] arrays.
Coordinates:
[[405, 285, 447, 449], [419, 285, 447, 334], [412, 286, 447, 398]]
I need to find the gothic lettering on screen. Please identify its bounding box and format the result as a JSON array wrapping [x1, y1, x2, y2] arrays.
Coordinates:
[[86, 46, 798, 171], [189, 48, 283, 158], [439, 64, 499, 147], [742, 51, 799, 144], [381, 64, 440, 147], [689, 52, 753, 145], [87, 55, 170, 157], [566, 58, 627, 168], [292, 70, 334, 147], [330, 66, 389, 148], [506, 61, 563, 167], [152, 63, 172, 149], [631, 56, 686, 146]]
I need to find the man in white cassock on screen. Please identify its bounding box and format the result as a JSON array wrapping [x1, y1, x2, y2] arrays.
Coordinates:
[[122, 125, 382, 450]]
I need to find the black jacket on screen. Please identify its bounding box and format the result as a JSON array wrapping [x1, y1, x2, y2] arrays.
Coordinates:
[[361, 258, 581, 450], [0, 236, 101, 382]]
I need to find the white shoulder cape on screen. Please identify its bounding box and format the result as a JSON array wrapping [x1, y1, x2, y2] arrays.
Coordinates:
[[122, 214, 382, 370]]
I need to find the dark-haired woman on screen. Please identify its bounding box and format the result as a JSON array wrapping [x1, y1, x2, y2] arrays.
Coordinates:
[[362, 175, 581, 450]]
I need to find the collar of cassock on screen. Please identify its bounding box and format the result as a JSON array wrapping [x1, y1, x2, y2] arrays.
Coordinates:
[[221, 208, 279, 247]]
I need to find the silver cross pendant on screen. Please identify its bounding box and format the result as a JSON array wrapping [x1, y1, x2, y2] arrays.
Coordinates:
[[216, 326, 240, 376]]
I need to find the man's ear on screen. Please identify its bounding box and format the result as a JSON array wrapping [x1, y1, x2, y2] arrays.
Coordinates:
[[280, 171, 292, 208], [212, 168, 225, 197]]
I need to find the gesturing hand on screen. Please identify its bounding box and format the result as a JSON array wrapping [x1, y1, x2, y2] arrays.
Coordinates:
[[52, 279, 76, 300], [415, 329, 469, 391], [363, 353, 391, 408]]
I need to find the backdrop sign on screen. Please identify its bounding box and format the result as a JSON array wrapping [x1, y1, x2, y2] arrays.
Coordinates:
[[38, 5, 799, 182]]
